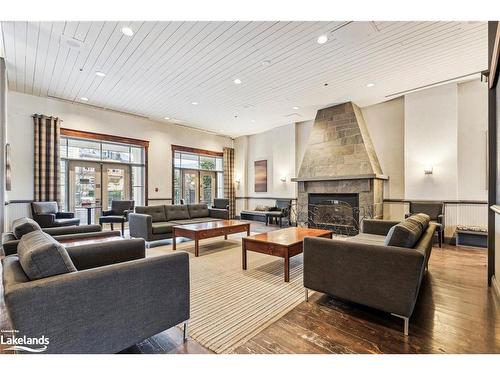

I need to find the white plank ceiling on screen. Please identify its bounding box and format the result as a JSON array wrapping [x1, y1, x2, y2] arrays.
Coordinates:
[[0, 21, 488, 137]]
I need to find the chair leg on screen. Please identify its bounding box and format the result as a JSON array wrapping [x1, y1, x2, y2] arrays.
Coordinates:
[[391, 313, 409, 336], [304, 288, 309, 302], [121, 222, 125, 237], [110, 223, 114, 231], [183, 321, 189, 341]]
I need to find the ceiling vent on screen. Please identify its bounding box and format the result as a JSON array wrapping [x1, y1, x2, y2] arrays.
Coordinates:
[[60, 34, 85, 50]]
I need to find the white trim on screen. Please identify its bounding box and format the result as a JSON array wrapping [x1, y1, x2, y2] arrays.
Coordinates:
[[492, 275, 500, 301]]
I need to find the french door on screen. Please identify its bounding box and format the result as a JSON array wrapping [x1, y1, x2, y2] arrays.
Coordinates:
[[180, 169, 216, 204], [68, 161, 131, 223]]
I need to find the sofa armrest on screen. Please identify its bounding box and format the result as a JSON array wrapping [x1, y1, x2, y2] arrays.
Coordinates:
[[4, 252, 190, 353], [34, 213, 56, 227], [66, 238, 146, 270], [56, 211, 75, 219], [43, 224, 102, 236], [361, 219, 400, 236], [2, 232, 19, 256], [209, 208, 229, 219], [303, 237, 425, 317], [128, 213, 153, 239]]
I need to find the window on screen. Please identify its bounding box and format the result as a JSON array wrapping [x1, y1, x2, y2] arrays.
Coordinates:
[[172, 148, 224, 205], [60, 135, 146, 213]]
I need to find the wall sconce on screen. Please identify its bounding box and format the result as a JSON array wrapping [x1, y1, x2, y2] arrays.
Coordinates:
[[280, 175, 287, 183], [424, 165, 433, 175]]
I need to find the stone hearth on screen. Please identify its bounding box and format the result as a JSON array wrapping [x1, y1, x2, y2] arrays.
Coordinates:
[[293, 102, 387, 224]]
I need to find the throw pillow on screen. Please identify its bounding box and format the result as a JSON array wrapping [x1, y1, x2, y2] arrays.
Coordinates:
[[17, 230, 77, 280], [406, 213, 430, 231], [12, 217, 42, 239], [384, 219, 423, 248]]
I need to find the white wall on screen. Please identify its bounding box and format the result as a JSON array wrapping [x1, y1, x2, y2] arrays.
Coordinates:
[[234, 123, 296, 214], [361, 97, 405, 199], [458, 80, 488, 201], [404, 81, 488, 201], [6, 91, 232, 202], [404, 84, 459, 200]]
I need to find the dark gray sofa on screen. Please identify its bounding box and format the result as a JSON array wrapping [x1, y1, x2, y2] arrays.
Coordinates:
[[129, 204, 225, 243], [303, 214, 436, 335], [2, 230, 190, 353], [1, 218, 120, 256]]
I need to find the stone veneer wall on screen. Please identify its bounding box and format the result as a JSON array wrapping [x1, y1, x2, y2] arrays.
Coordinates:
[[297, 179, 384, 224], [298, 102, 382, 179]]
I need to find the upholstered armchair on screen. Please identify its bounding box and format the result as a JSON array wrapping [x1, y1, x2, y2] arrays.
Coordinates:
[[405, 201, 444, 247], [30, 201, 80, 228], [99, 200, 135, 236], [209, 198, 229, 219]]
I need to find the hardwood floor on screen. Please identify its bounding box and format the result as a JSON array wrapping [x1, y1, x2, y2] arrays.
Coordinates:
[[234, 243, 500, 354], [1, 221, 499, 354]]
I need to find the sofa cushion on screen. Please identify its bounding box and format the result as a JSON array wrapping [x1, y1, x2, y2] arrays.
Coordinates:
[[32, 201, 58, 215], [12, 217, 41, 239], [135, 205, 166, 222], [151, 222, 176, 234], [165, 205, 190, 221], [17, 231, 77, 280], [384, 219, 423, 248], [406, 213, 430, 231], [345, 233, 386, 246], [188, 204, 209, 219]]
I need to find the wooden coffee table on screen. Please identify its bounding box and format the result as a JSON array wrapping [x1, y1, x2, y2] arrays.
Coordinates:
[[172, 220, 250, 257], [57, 235, 124, 247], [242, 227, 333, 282]]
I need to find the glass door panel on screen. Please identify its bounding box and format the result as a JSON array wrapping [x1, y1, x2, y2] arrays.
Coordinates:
[[200, 171, 216, 204], [182, 170, 199, 204], [102, 164, 131, 210], [68, 161, 102, 224]]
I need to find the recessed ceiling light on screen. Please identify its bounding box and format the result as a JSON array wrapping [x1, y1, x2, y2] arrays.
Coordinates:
[[251, 119, 256, 123], [292, 106, 300, 110], [121, 27, 134, 37], [95, 71, 106, 77], [262, 60, 272, 67], [366, 83, 375, 88], [317, 34, 328, 44], [233, 78, 242, 85], [191, 102, 199, 106], [80, 97, 89, 101], [164, 117, 170, 120]]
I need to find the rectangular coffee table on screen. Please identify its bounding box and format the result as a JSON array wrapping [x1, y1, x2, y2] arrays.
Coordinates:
[[57, 235, 124, 248], [172, 220, 251, 257], [242, 227, 333, 282]]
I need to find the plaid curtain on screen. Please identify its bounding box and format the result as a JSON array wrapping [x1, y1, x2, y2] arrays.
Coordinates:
[[223, 147, 235, 219], [33, 114, 61, 204]]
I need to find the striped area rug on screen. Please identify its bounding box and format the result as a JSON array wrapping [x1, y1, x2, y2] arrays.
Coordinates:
[[147, 234, 310, 353]]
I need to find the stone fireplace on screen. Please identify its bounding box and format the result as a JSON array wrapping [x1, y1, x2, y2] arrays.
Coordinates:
[[293, 102, 387, 228]]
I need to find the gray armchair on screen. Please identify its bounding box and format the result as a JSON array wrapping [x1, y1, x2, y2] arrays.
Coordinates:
[[30, 201, 80, 228], [99, 200, 135, 236], [2, 235, 190, 354], [209, 198, 229, 219], [405, 201, 444, 247]]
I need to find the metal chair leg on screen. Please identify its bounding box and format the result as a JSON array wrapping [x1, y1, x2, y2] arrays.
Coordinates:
[[391, 313, 409, 336], [183, 321, 189, 341]]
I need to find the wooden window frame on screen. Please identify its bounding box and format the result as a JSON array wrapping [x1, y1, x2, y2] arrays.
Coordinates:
[[61, 128, 149, 204], [171, 144, 223, 203]]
